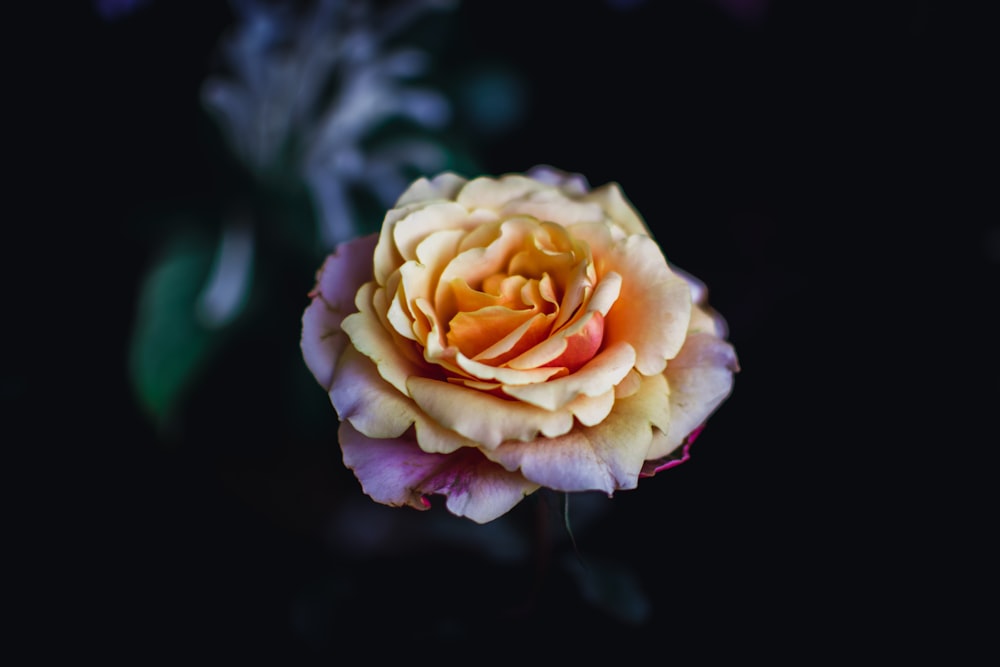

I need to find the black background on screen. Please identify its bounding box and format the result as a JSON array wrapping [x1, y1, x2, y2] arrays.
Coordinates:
[[10, 0, 996, 661]]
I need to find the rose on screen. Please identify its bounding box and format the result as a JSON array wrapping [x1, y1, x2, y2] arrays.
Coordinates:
[[301, 166, 739, 523]]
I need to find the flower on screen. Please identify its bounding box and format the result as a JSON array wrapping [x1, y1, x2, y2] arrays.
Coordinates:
[[301, 166, 739, 523]]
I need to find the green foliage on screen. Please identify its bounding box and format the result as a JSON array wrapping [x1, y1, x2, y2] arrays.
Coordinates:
[[127, 230, 221, 428]]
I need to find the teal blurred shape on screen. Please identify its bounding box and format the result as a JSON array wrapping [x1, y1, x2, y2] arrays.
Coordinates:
[[564, 553, 653, 626], [128, 230, 225, 428], [458, 64, 527, 137]]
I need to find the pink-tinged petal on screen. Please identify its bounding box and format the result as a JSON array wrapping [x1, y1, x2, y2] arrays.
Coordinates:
[[503, 341, 636, 411], [673, 265, 730, 338], [329, 345, 419, 439], [486, 373, 672, 494], [645, 333, 739, 461], [300, 299, 348, 391], [672, 264, 708, 306], [407, 376, 576, 448], [505, 272, 621, 370], [340, 422, 539, 524], [525, 164, 591, 196], [581, 182, 652, 238], [574, 225, 692, 375], [544, 311, 604, 372], [300, 234, 378, 389], [341, 282, 425, 396], [641, 426, 701, 477], [393, 171, 467, 207], [314, 234, 378, 310]]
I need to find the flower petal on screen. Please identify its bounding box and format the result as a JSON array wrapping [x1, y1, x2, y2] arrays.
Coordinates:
[[645, 333, 739, 461], [407, 376, 576, 447], [341, 282, 425, 396], [503, 340, 636, 411], [486, 373, 672, 494], [340, 421, 540, 524], [572, 225, 692, 375], [525, 164, 590, 195], [394, 171, 467, 207], [300, 234, 378, 389], [582, 182, 652, 237], [329, 345, 419, 439], [457, 174, 547, 211]]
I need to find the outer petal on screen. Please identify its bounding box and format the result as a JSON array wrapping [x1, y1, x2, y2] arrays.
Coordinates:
[[329, 345, 420, 440], [341, 282, 425, 396], [340, 422, 540, 524], [457, 174, 548, 211], [525, 164, 590, 196], [572, 226, 692, 375], [485, 373, 673, 494], [406, 376, 576, 448], [394, 171, 467, 206], [582, 182, 652, 238], [300, 234, 378, 389], [645, 333, 739, 461]]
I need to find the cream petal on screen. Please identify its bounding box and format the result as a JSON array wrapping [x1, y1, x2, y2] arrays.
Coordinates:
[[407, 376, 576, 448], [340, 421, 539, 523], [457, 174, 548, 211], [393, 171, 467, 206], [341, 282, 424, 396], [501, 190, 605, 227], [614, 369, 643, 399], [645, 333, 739, 461], [573, 227, 692, 375], [386, 283, 418, 341], [373, 200, 431, 286], [688, 302, 723, 337], [329, 345, 419, 439], [503, 341, 636, 410], [564, 388, 616, 427], [447, 378, 501, 392], [454, 352, 562, 385], [581, 182, 652, 238], [412, 411, 483, 455], [436, 218, 535, 300], [392, 202, 472, 264], [485, 374, 672, 494], [397, 226, 463, 324]]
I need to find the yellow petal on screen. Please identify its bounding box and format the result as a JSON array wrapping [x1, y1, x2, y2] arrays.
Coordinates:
[[407, 376, 576, 448]]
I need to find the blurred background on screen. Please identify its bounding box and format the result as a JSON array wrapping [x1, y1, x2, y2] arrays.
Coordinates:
[[8, 0, 996, 661]]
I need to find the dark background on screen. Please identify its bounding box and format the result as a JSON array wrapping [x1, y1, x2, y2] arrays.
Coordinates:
[[10, 0, 996, 661]]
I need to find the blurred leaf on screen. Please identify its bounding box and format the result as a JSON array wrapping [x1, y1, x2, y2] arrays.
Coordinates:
[[128, 230, 219, 427], [564, 554, 652, 626]]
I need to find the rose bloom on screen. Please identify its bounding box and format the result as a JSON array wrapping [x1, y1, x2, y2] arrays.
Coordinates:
[[301, 166, 739, 523]]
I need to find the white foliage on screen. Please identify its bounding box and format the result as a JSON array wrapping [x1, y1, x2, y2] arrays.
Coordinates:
[[202, 0, 458, 247]]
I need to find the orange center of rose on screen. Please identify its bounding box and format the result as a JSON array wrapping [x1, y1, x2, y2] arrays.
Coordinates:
[[441, 222, 606, 373]]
